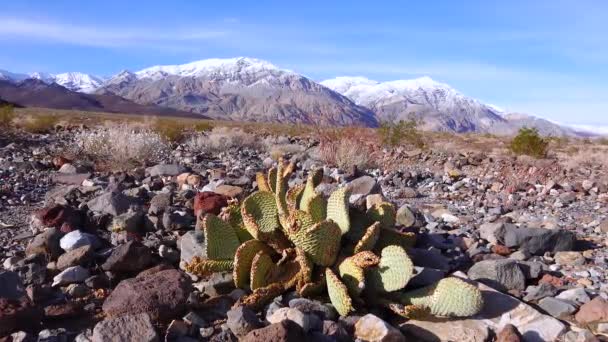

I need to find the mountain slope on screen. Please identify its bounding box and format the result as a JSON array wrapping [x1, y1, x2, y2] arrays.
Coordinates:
[[322, 76, 580, 136], [98, 57, 377, 127], [0, 70, 104, 93], [0, 79, 205, 118]]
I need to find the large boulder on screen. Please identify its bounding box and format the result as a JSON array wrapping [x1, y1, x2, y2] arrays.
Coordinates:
[[501, 226, 575, 256], [87, 191, 133, 216], [467, 259, 526, 292], [193, 192, 228, 216], [101, 241, 154, 274], [25, 228, 63, 259], [102, 269, 192, 322], [147, 164, 187, 177]]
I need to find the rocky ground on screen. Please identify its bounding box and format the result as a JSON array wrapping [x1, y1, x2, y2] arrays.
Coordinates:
[[2, 128, 608, 342]]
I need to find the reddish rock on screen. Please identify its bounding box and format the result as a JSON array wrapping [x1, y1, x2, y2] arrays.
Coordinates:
[[35, 205, 81, 230], [193, 192, 228, 216], [538, 274, 565, 287], [0, 297, 42, 336], [242, 320, 306, 342], [102, 269, 192, 322], [52, 156, 71, 169], [496, 324, 522, 342], [575, 297, 608, 324], [492, 244, 512, 256], [44, 302, 82, 320], [56, 245, 94, 271]]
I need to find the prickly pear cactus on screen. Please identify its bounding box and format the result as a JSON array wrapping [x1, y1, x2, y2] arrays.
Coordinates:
[[185, 159, 484, 321]]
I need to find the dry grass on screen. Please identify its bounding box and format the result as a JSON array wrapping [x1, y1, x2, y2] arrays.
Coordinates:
[[72, 123, 169, 169], [186, 126, 262, 152], [316, 127, 377, 170], [152, 118, 187, 143], [20, 114, 60, 133], [0, 105, 16, 129], [559, 145, 608, 170]]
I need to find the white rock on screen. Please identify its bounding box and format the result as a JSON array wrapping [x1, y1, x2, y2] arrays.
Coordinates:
[[355, 314, 405, 342], [52, 266, 90, 287], [60, 230, 99, 251], [556, 288, 591, 305], [266, 307, 312, 332]]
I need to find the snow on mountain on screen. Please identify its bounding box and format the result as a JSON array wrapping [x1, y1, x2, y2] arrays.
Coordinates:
[[53, 72, 104, 93]]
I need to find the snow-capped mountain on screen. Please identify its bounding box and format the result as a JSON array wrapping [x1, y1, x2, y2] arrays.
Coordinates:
[[0, 70, 104, 93], [98, 57, 377, 126]]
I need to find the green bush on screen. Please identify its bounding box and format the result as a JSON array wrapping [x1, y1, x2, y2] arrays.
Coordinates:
[[0, 105, 15, 129], [153, 119, 186, 143], [378, 116, 425, 148], [22, 114, 59, 133], [510, 127, 548, 158], [193, 121, 213, 132]]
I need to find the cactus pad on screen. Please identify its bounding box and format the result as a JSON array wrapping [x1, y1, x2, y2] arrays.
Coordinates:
[[375, 228, 416, 251], [250, 251, 275, 290], [221, 203, 253, 242], [267, 167, 278, 193], [286, 184, 305, 211], [397, 277, 484, 317], [354, 222, 381, 253], [326, 268, 354, 316], [240, 282, 284, 311], [256, 172, 272, 192], [302, 193, 327, 223], [367, 202, 396, 229], [185, 256, 234, 276], [290, 220, 341, 266], [326, 187, 351, 235], [241, 191, 281, 240], [201, 214, 241, 260], [338, 257, 366, 297], [233, 240, 273, 288], [368, 245, 414, 292]]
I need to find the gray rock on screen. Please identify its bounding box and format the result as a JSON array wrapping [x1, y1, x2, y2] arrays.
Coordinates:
[[409, 267, 445, 288], [538, 297, 577, 318], [25, 228, 63, 258], [110, 211, 144, 233], [479, 222, 506, 244], [396, 205, 416, 228], [195, 272, 234, 297], [556, 288, 590, 305], [52, 266, 90, 287], [524, 283, 558, 302], [0, 271, 26, 300], [502, 226, 575, 255], [267, 307, 313, 332], [288, 298, 337, 321], [226, 306, 263, 337], [554, 251, 585, 266], [355, 314, 405, 342], [148, 193, 172, 216], [57, 245, 94, 270], [87, 192, 132, 216], [92, 313, 159, 342], [147, 164, 186, 177], [467, 259, 526, 291], [348, 176, 380, 196], [102, 241, 154, 273], [179, 230, 206, 264]]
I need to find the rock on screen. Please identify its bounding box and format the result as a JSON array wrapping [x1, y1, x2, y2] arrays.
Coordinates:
[[44, 302, 82, 319], [147, 164, 186, 177], [25, 228, 62, 258], [85, 274, 110, 289], [408, 248, 450, 272], [102, 269, 192, 322], [348, 176, 380, 197], [582, 180, 595, 191], [538, 297, 577, 318], [409, 267, 445, 288], [9, 331, 35, 342], [562, 329, 599, 342], [554, 251, 585, 266], [556, 288, 590, 305], [599, 220, 608, 233], [110, 211, 144, 233], [322, 320, 350, 342], [38, 328, 69, 342], [187, 174, 202, 187], [92, 313, 159, 342], [496, 324, 522, 342], [523, 283, 558, 302], [16, 263, 46, 286], [193, 192, 228, 216], [87, 191, 132, 216], [398, 187, 418, 198], [59, 230, 99, 251], [0, 296, 41, 336], [366, 194, 385, 210], [161, 210, 194, 231], [195, 272, 234, 297], [267, 307, 312, 332], [66, 283, 89, 298], [35, 205, 81, 229], [226, 306, 263, 337], [467, 259, 526, 291], [242, 320, 305, 342], [52, 172, 91, 185], [0, 271, 26, 300], [502, 227, 575, 256], [158, 245, 179, 263], [57, 245, 94, 270], [179, 230, 205, 264], [101, 241, 154, 273], [396, 205, 416, 228], [52, 266, 90, 287], [355, 314, 405, 342], [214, 185, 243, 198], [575, 297, 608, 324], [58, 163, 78, 173], [401, 318, 490, 342], [288, 298, 337, 321], [148, 193, 172, 216]]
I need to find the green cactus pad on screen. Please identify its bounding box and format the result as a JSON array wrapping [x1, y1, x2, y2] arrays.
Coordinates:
[[201, 214, 241, 260], [354, 222, 381, 253], [367, 202, 396, 229], [302, 193, 327, 223], [250, 251, 275, 290], [240, 282, 284, 311], [326, 268, 354, 316], [338, 257, 365, 297], [222, 203, 253, 242], [256, 172, 272, 192], [290, 220, 341, 266], [233, 240, 274, 288], [241, 191, 281, 240], [185, 256, 234, 276], [275, 161, 290, 216], [397, 277, 484, 317], [300, 169, 323, 210], [367, 245, 414, 292], [326, 187, 351, 235], [375, 228, 417, 251]]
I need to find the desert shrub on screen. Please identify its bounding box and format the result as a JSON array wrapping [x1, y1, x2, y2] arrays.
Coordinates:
[[317, 127, 376, 170], [186, 126, 261, 152], [509, 127, 548, 158], [377, 117, 425, 148], [598, 138, 608, 146], [22, 114, 59, 133], [73, 124, 169, 169], [560, 147, 608, 170], [193, 121, 213, 132], [153, 118, 187, 143], [0, 105, 15, 129]]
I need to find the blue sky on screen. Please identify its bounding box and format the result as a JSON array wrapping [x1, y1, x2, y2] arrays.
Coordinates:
[[1, 0, 607, 129]]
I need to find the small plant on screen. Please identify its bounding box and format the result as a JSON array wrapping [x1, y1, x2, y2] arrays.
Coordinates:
[[193, 121, 213, 133], [0, 105, 15, 129], [509, 127, 548, 158], [378, 116, 425, 148], [22, 114, 59, 133], [153, 118, 186, 143], [186, 126, 261, 152], [317, 127, 376, 170]]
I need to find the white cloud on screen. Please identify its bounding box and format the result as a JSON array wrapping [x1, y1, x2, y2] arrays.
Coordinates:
[[0, 17, 228, 48]]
